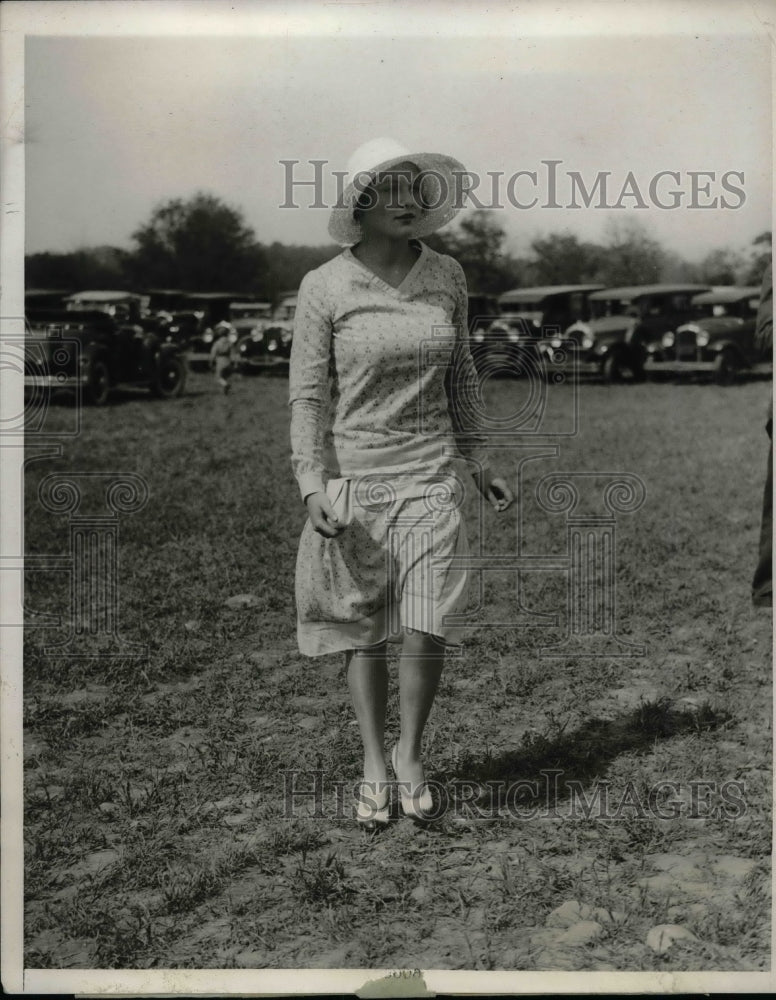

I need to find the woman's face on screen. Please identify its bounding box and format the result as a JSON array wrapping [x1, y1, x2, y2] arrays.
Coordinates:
[[355, 160, 426, 240]]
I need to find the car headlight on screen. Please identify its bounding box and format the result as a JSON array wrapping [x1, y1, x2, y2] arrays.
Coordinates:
[[551, 337, 562, 349], [581, 335, 593, 350], [696, 330, 710, 347], [662, 331, 675, 348]]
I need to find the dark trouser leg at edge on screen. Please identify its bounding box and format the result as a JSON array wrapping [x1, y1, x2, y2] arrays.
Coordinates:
[[752, 423, 772, 607]]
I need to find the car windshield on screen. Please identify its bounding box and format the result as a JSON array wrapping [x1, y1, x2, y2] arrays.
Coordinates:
[[590, 298, 634, 319], [504, 307, 544, 323], [693, 298, 757, 319], [231, 306, 270, 320], [693, 301, 733, 318]]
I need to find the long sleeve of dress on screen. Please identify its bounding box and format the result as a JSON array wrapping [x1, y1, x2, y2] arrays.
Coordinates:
[[289, 270, 332, 502], [446, 261, 491, 474]]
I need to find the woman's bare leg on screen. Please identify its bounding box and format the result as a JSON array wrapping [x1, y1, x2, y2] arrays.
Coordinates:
[[395, 630, 446, 790], [346, 642, 389, 788]]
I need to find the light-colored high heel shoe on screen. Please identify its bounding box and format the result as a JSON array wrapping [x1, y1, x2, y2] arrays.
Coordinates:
[[391, 744, 436, 823], [355, 779, 390, 832]]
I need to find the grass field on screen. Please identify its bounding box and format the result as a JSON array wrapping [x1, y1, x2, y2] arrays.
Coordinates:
[[22, 367, 772, 971]]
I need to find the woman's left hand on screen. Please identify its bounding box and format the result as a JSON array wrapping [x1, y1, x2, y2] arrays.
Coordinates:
[[474, 468, 515, 513]]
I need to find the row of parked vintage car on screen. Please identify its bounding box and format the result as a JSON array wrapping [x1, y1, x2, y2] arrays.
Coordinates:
[[23, 281, 769, 404], [467, 282, 770, 385], [23, 289, 297, 404]]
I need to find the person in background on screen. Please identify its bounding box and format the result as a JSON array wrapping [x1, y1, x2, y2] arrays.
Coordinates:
[[210, 320, 236, 394], [751, 261, 773, 607]]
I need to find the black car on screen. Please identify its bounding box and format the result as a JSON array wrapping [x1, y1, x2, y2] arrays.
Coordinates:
[[64, 290, 146, 324], [467, 293, 500, 334], [25, 309, 187, 405], [552, 284, 711, 382], [470, 285, 603, 377], [649, 286, 770, 384], [156, 310, 208, 348], [236, 296, 296, 373]]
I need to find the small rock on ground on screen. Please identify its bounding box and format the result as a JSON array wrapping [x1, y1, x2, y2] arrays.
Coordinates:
[[528, 928, 565, 948], [646, 923, 700, 954], [546, 899, 593, 928], [556, 920, 604, 946], [710, 855, 757, 879]]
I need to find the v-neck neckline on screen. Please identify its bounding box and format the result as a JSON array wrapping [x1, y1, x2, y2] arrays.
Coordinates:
[[345, 240, 425, 293]]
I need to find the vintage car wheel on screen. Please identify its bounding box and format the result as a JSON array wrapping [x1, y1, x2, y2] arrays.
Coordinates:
[[602, 351, 644, 384], [151, 355, 187, 398], [84, 356, 111, 406], [713, 348, 740, 386], [602, 352, 627, 384]]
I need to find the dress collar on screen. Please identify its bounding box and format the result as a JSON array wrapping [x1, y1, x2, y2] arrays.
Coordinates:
[[344, 239, 426, 294]]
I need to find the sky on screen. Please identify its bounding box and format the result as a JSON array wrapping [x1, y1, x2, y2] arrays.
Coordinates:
[[13, 1, 776, 264]]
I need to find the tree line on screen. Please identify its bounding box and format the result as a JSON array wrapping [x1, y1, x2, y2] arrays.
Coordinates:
[[26, 192, 772, 306]]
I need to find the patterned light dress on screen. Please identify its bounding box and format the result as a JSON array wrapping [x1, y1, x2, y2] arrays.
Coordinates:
[[289, 240, 489, 656]]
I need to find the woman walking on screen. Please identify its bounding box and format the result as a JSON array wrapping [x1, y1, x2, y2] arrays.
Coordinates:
[[289, 138, 513, 829]]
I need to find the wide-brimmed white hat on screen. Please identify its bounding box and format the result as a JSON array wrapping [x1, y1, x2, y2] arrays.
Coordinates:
[[328, 137, 468, 246]]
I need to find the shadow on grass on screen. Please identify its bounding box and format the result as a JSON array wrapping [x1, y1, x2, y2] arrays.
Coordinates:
[[436, 697, 733, 809]]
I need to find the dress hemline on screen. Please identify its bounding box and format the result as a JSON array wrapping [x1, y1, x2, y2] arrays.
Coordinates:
[[297, 615, 466, 658]]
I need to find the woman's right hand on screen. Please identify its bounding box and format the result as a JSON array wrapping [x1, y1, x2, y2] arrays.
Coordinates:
[[305, 492, 345, 537]]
